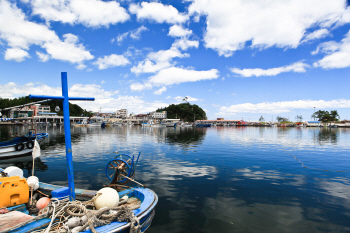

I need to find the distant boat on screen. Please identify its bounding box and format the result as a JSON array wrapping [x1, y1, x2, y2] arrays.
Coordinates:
[[142, 120, 165, 127], [0, 132, 48, 160]]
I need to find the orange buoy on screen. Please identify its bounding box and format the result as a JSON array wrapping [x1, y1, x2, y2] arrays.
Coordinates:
[[36, 197, 50, 210]]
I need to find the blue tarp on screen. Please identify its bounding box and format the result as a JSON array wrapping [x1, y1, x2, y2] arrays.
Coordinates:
[[308, 121, 321, 123]]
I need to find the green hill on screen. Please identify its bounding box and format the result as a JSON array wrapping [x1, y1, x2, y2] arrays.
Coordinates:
[[156, 103, 207, 122]]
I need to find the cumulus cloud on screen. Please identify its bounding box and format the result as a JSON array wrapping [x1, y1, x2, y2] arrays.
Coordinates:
[[313, 30, 350, 69], [4, 48, 30, 62], [129, 2, 188, 24], [24, 0, 129, 27], [218, 99, 350, 115], [174, 96, 202, 102], [154, 86, 167, 95], [0, 81, 166, 114], [131, 47, 189, 74], [231, 62, 309, 77], [36, 51, 50, 62], [188, 0, 350, 56], [302, 29, 330, 43], [93, 54, 130, 70], [130, 82, 153, 91], [148, 67, 219, 86], [130, 66, 219, 91], [0, 0, 93, 67], [42, 33, 94, 65], [168, 25, 192, 37], [172, 38, 199, 50]]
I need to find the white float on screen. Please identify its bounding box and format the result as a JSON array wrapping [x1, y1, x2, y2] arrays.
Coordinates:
[[93, 187, 119, 210]]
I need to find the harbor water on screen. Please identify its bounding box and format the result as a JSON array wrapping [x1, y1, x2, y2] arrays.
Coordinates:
[[1, 125, 350, 233]]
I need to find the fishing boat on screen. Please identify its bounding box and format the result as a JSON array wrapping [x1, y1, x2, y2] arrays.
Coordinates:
[[0, 72, 158, 232], [0, 132, 48, 160], [141, 120, 165, 127]]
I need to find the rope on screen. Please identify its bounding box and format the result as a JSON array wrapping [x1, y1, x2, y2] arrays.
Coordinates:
[[35, 194, 141, 233], [281, 149, 350, 172]]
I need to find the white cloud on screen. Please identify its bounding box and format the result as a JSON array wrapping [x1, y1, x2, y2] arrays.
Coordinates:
[[0, 81, 167, 114], [313, 30, 350, 69], [174, 96, 201, 102], [188, 0, 349, 56], [129, 2, 188, 24], [148, 67, 219, 86], [4, 48, 30, 62], [131, 47, 189, 74], [117, 32, 129, 43], [130, 25, 148, 39], [168, 25, 192, 37], [25, 0, 129, 27], [42, 34, 94, 65], [130, 67, 219, 91], [231, 62, 309, 77], [154, 86, 167, 95], [0, 1, 93, 67], [172, 38, 199, 50], [302, 29, 330, 43], [166, 96, 171, 99], [114, 26, 148, 45], [93, 54, 130, 70], [130, 82, 152, 91], [36, 51, 50, 62], [218, 99, 350, 115]]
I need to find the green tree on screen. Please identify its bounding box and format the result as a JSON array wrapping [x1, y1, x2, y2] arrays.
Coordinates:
[[156, 103, 206, 121], [259, 115, 265, 122], [276, 116, 284, 122], [295, 115, 303, 122], [311, 110, 339, 122]]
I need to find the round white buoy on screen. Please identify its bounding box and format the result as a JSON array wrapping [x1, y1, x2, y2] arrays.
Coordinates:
[[94, 187, 119, 210], [27, 176, 39, 190], [4, 166, 23, 178]]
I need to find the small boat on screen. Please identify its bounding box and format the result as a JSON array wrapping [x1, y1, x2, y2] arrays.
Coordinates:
[[0, 132, 48, 160], [0, 72, 158, 232], [196, 124, 211, 127], [1, 181, 158, 233], [142, 120, 165, 127]]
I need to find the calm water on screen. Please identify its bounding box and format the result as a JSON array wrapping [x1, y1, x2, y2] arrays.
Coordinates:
[[1, 125, 350, 233]]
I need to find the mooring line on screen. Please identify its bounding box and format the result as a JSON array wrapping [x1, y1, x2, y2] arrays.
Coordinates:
[[281, 149, 350, 173]]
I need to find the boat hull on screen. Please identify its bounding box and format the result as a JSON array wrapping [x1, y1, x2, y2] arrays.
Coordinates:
[[8, 183, 158, 233], [0, 134, 48, 160]]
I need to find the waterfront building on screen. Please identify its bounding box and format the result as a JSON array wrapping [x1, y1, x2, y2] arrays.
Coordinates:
[[151, 111, 167, 119], [38, 105, 50, 113], [9, 106, 34, 118], [115, 109, 128, 118]]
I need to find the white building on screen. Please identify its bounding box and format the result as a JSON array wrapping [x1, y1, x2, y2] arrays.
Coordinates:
[[151, 111, 167, 119], [115, 109, 128, 118], [38, 105, 50, 113]]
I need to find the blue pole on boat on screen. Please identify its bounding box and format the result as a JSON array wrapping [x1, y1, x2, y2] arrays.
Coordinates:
[[29, 72, 94, 201], [61, 72, 75, 200]]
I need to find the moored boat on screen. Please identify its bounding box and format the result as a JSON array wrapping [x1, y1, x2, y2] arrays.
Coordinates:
[[0, 132, 48, 160]]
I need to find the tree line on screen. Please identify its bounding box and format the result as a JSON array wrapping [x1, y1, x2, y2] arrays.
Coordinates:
[[0, 96, 92, 117]]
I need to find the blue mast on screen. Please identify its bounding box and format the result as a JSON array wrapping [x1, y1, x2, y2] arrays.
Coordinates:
[[29, 72, 94, 200]]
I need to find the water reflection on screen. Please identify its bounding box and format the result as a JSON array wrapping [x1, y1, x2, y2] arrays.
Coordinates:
[[0, 125, 350, 232]]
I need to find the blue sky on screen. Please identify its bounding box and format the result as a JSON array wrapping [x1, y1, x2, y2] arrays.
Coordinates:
[[1, 0, 350, 121]]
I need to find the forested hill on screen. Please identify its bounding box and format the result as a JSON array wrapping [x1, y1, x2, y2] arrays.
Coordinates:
[[156, 103, 207, 122], [0, 96, 91, 117]]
